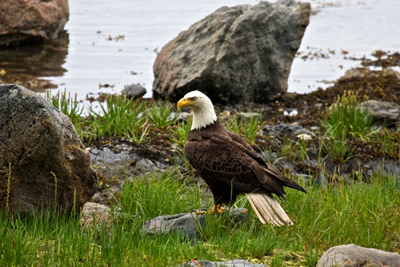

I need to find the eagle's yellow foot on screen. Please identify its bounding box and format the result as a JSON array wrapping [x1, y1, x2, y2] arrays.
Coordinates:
[[211, 204, 226, 214], [194, 207, 209, 215], [195, 210, 206, 215], [194, 205, 226, 215]]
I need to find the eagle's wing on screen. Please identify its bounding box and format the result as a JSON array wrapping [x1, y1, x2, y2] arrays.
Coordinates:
[[184, 128, 305, 226], [226, 130, 307, 194], [184, 129, 305, 197]]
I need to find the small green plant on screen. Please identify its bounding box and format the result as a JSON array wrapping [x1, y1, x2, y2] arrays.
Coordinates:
[[88, 94, 147, 141], [242, 115, 262, 145], [270, 252, 285, 267], [320, 91, 375, 162], [225, 116, 240, 135], [279, 137, 310, 162], [46, 90, 86, 138], [374, 128, 400, 156], [6, 162, 11, 212], [148, 100, 179, 129], [51, 172, 57, 206], [170, 119, 192, 151], [320, 91, 374, 141], [225, 115, 262, 145], [46, 89, 84, 126]]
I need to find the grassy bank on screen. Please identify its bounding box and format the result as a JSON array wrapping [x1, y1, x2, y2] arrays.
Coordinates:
[[1, 89, 399, 266], [1, 170, 399, 266]]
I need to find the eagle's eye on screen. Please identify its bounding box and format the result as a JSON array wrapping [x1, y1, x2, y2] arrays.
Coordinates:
[[188, 97, 197, 101]]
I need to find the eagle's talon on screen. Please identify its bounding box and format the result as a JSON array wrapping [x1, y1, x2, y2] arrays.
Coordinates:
[[195, 210, 206, 215], [193, 207, 209, 215], [211, 204, 225, 214]]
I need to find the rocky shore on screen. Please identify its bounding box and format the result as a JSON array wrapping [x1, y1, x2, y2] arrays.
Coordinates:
[[88, 51, 400, 207]]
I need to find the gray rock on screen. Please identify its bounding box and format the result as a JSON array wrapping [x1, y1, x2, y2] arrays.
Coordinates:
[[0, 84, 97, 215], [142, 212, 205, 239], [153, 1, 311, 103], [90, 187, 120, 204], [316, 244, 400, 267], [135, 158, 169, 172], [141, 208, 248, 239], [262, 123, 315, 137], [179, 259, 266, 267], [90, 147, 131, 164], [363, 157, 400, 179], [121, 84, 146, 99], [0, 0, 69, 46], [171, 111, 191, 123], [360, 100, 400, 127]]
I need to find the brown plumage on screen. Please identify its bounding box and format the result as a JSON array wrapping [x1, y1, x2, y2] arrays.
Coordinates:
[[177, 90, 306, 226]]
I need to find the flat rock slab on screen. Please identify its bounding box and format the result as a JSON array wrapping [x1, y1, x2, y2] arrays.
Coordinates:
[[178, 259, 266, 267], [317, 244, 400, 267], [141, 208, 248, 239]]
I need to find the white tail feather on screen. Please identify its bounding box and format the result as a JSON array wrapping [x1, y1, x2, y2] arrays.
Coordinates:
[[246, 192, 293, 226]]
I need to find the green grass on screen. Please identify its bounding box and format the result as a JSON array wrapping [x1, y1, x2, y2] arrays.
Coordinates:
[[46, 89, 84, 126], [148, 100, 179, 129], [88, 94, 147, 141], [280, 137, 310, 162], [169, 119, 192, 158], [320, 91, 377, 163], [224, 114, 262, 145], [320, 91, 375, 140], [1, 170, 399, 266]]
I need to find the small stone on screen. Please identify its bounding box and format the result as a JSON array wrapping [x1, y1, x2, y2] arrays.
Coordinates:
[[80, 202, 111, 231], [121, 84, 146, 99], [296, 133, 313, 140]]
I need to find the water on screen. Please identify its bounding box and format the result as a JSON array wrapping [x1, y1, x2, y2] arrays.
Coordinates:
[[289, 0, 400, 93], [0, 0, 399, 103]]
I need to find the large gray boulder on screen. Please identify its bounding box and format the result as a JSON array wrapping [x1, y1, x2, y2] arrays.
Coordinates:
[[0, 84, 97, 216], [0, 0, 69, 46], [153, 0, 311, 104], [317, 244, 400, 267]]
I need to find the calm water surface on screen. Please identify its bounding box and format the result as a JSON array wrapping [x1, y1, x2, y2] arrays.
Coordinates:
[[1, 0, 399, 105]]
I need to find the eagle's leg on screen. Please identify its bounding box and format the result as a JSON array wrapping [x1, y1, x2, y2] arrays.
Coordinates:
[[211, 204, 225, 214], [194, 204, 225, 215]]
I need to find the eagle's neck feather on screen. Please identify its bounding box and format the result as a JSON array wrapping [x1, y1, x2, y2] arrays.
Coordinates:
[[191, 104, 217, 130]]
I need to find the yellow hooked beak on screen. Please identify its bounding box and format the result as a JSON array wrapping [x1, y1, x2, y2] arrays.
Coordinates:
[[177, 98, 195, 110]]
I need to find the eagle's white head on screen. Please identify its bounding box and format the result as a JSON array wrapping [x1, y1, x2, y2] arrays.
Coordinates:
[[177, 90, 217, 130]]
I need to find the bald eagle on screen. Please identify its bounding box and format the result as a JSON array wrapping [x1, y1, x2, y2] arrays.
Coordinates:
[[177, 90, 306, 226]]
